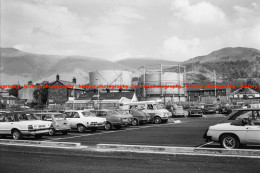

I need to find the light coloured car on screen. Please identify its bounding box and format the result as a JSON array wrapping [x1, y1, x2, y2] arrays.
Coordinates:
[[0, 111, 52, 140], [34, 112, 71, 136], [204, 109, 260, 149], [64, 110, 106, 132]]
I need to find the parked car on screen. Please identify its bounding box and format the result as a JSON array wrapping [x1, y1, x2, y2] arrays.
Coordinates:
[[34, 112, 71, 136], [117, 109, 149, 126], [202, 104, 216, 114], [64, 110, 106, 132], [204, 109, 260, 149], [0, 111, 52, 139], [218, 106, 232, 114], [172, 105, 188, 118], [127, 101, 170, 124], [188, 106, 203, 117], [114, 109, 133, 126], [90, 109, 130, 130]]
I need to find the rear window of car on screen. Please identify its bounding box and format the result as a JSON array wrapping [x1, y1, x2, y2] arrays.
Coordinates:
[[0, 114, 5, 121], [17, 113, 38, 121], [82, 111, 95, 117]]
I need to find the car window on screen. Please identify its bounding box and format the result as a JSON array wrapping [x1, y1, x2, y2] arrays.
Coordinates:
[[65, 112, 73, 118], [82, 111, 95, 117], [53, 114, 66, 119], [5, 114, 15, 122], [16, 113, 38, 121], [228, 110, 252, 120], [42, 115, 53, 121], [0, 114, 5, 122], [72, 112, 80, 118]]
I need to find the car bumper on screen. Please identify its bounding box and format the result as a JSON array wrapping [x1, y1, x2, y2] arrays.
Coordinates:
[[25, 128, 50, 135], [203, 129, 212, 141]]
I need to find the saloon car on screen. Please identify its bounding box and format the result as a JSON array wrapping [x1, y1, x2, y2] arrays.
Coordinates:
[[0, 111, 52, 139], [34, 112, 71, 136], [64, 110, 106, 132], [172, 105, 188, 118], [114, 109, 134, 126], [188, 106, 203, 117], [116, 109, 149, 126], [90, 109, 130, 130], [202, 104, 216, 114], [204, 109, 260, 149]]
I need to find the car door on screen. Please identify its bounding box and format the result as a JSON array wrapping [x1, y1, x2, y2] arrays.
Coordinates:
[[0, 114, 15, 134], [245, 125, 260, 144], [64, 112, 76, 128]]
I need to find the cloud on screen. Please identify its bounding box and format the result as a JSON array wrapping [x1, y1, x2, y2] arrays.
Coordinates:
[[171, 0, 226, 25]]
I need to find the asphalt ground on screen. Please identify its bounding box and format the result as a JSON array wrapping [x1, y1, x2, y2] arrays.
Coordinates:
[[1, 114, 260, 149], [1, 145, 260, 173]]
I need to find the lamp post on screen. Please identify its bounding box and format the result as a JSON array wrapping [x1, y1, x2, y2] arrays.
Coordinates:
[[96, 78, 100, 110], [214, 70, 217, 103]]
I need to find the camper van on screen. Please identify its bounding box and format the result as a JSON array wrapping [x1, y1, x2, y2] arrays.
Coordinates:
[[126, 101, 170, 124]]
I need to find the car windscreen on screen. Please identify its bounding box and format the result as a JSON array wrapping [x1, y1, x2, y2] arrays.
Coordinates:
[[153, 104, 164, 109], [228, 110, 252, 120], [82, 111, 95, 117], [17, 113, 38, 121], [53, 114, 66, 119]]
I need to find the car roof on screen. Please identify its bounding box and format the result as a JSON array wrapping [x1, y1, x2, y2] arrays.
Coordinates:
[[232, 108, 260, 111], [34, 112, 64, 115]]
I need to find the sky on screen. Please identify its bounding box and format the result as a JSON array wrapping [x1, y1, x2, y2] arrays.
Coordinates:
[[1, 0, 260, 62]]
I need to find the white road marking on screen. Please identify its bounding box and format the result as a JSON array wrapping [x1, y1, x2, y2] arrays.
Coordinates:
[[197, 141, 214, 148]]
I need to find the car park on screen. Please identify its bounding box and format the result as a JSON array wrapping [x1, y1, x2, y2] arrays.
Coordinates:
[[204, 109, 260, 149], [64, 110, 106, 132], [188, 106, 203, 117], [0, 111, 52, 139], [90, 109, 131, 130], [34, 112, 71, 136], [127, 101, 170, 124]]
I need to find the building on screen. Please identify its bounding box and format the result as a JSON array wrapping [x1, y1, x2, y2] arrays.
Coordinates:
[[0, 88, 17, 109], [70, 91, 138, 109], [186, 84, 231, 103], [18, 81, 36, 104], [47, 74, 85, 105], [230, 88, 260, 104]]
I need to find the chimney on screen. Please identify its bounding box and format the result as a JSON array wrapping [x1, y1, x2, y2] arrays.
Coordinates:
[[56, 74, 60, 81], [72, 77, 76, 83]]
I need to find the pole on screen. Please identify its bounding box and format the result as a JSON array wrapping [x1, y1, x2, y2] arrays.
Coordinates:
[[96, 78, 100, 110], [214, 70, 216, 103]]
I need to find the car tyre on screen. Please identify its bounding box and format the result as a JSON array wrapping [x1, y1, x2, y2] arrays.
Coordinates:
[[131, 119, 138, 126], [49, 128, 56, 136], [105, 122, 112, 130], [220, 134, 240, 149], [34, 134, 43, 139], [154, 117, 162, 124], [77, 124, 86, 133], [12, 130, 22, 140]]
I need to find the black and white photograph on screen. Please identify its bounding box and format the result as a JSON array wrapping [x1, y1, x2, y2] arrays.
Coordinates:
[[1, 0, 260, 172]]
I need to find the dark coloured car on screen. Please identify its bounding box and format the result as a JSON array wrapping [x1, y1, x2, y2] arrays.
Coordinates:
[[218, 106, 232, 114], [188, 106, 203, 117], [202, 104, 216, 114], [90, 109, 130, 130]]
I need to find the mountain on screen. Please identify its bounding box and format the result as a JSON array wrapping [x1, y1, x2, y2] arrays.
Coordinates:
[[0, 48, 130, 85], [1, 47, 260, 85], [183, 47, 260, 84], [184, 47, 260, 64]]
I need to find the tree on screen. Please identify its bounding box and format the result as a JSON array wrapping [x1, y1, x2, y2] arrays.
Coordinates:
[[9, 87, 19, 97]]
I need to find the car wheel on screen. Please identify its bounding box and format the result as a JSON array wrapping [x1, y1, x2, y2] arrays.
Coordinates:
[[12, 130, 22, 140], [91, 128, 97, 132], [77, 124, 86, 133], [220, 134, 240, 149], [61, 131, 69, 135], [105, 122, 112, 130], [154, 117, 162, 124], [131, 119, 138, 126], [34, 134, 43, 139], [49, 128, 56, 136]]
